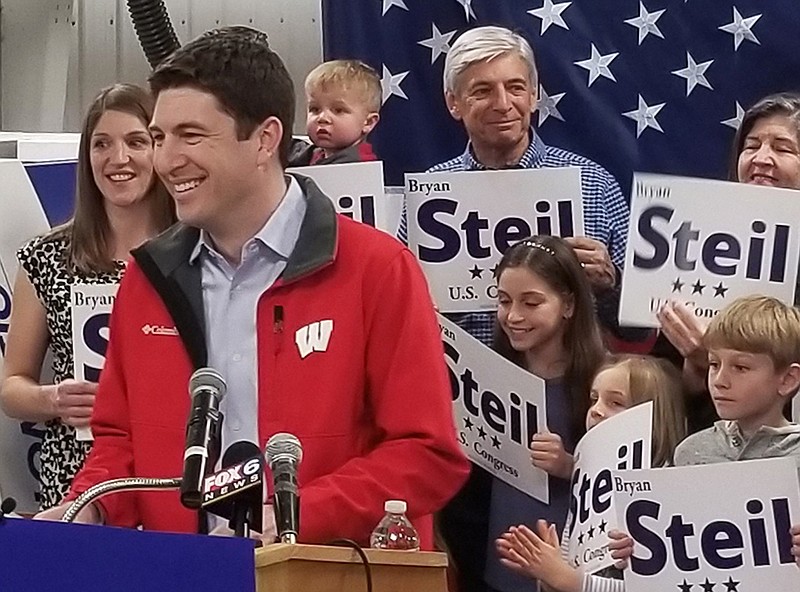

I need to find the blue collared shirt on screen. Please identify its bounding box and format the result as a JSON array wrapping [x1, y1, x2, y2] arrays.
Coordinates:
[[190, 176, 307, 452], [400, 130, 629, 346]]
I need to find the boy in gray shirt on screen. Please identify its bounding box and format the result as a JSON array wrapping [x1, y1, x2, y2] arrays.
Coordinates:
[[674, 295, 800, 471]]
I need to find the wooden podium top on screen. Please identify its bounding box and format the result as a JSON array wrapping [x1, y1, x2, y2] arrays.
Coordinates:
[[256, 542, 448, 567], [254, 544, 449, 592]]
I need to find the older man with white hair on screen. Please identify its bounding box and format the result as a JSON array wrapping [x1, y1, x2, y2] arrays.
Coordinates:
[[426, 25, 636, 592]]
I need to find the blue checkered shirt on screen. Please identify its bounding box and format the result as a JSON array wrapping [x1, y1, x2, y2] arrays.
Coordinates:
[[399, 130, 630, 346]]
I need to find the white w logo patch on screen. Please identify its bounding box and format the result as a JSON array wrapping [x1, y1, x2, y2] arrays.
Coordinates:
[[295, 320, 334, 359]]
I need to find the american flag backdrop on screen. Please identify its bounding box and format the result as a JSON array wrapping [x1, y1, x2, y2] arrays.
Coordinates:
[[321, 0, 800, 192]]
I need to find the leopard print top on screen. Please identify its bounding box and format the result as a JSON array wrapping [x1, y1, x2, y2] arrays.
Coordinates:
[[17, 232, 124, 509]]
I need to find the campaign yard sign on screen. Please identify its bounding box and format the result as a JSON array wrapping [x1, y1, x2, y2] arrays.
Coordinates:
[[613, 458, 800, 592], [71, 282, 119, 441], [0, 159, 52, 512], [439, 313, 549, 503], [287, 161, 402, 236], [567, 402, 653, 574], [620, 174, 800, 327], [407, 168, 584, 313]]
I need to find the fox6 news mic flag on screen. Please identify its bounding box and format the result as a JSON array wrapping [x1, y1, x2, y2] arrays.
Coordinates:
[[70, 282, 119, 441], [613, 457, 800, 592], [0, 160, 52, 512], [619, 173, 800, 327], [406, 168, 584, 313], [439, 313, 549, 503], [202, 441, 264, 537], [567, 402, 653, 575]]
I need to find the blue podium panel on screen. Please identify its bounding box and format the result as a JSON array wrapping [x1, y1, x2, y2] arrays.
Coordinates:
[[0, 518, 256, 592]]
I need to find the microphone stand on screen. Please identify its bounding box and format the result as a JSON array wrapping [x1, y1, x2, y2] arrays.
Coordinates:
[[62, 477, 182, 523]]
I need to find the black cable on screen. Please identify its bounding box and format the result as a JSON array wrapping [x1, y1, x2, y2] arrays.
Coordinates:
[[326, 538, 373, 592], [126, 0, 181, 69]]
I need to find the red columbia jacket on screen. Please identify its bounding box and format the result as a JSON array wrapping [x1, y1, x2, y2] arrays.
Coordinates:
[[68, 174, 469, 548]]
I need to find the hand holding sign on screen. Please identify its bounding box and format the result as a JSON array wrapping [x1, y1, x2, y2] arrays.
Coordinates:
[[51, 379, 96, 428], [564, 237, 616, 291], [656, 300, 709, 392], [656, 300, 708, 362], [496, 521, 582, 592], [607, 528, 634, 569], [530, 431, 573, 480], [792, 523, 800, 566]]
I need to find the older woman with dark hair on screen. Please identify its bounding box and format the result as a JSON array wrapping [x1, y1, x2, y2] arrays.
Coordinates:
[[0, 83, 175, 509], [728, 91, 800, 187], [656, 91, 800, 415]]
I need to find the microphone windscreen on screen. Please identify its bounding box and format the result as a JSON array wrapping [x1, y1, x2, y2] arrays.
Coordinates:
[[1, 497, 17, 515], [265, 433, 303, 466], [222, 440, 264, 467], [189, 367, 227, 400]]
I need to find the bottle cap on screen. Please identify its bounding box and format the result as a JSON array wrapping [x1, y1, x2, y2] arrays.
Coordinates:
[[384, 500, 407, 514]]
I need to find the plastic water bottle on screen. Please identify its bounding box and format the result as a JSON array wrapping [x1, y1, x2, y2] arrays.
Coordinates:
[[369, 500, 420, 550]]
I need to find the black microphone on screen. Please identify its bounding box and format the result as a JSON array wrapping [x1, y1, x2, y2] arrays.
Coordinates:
[[0, 497, 17, 520], [265, 433, 302, 544], [180, 368, 226, 509], [201, 441, 264, 538]]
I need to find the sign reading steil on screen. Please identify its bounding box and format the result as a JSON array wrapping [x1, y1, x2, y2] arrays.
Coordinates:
[[407, 168, 584, 313], [613, 457, 800, 592], [71, 282, 119, 441], [567, 402, 653, 575], [439, 314, 549, 503], [287, 161, 402, 236], [619, 173, 800, 327]]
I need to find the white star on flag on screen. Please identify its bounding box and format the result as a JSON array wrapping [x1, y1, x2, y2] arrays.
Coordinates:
[[624, 2, 665, 45], [623, 95, 665, 138], [719, 7, 761, 50], [381, 65, 409, 104], [721, 102, 745, 130], [381, 0, 407, 16], [418, 23, 457, 64], [527, 0, 571, 35], [537, 85, 565, 126], [671, 52, 714, 96], [454, 0, 476, 21], [574, 44, 618, 87]]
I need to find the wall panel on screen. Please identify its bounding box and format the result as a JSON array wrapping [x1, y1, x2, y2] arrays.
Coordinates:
[[2, 0, 323, 133]]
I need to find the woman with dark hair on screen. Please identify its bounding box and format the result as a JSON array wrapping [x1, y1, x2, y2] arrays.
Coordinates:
[[482, 235, 606, 592], [0, 83, 175, 509], [656, 91, 800, 425], [728, 91, 800, 187]]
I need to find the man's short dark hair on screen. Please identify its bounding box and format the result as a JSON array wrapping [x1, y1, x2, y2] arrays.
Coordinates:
[[149, 26, 295, 167]]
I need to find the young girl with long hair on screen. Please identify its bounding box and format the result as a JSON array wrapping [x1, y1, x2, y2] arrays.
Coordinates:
[[483, 235, 606, 592]]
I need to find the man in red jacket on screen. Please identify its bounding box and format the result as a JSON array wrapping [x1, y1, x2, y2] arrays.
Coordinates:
[[37, 26, 468, 548]]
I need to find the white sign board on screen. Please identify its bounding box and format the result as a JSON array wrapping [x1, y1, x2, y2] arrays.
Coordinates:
[[567, 402, 653, 574], [439, 313, 549, 503], [71, 283, 119, 441], [287, 161, 402, 236], [0, 159, 52, 512], [406, 168, 584, 313], [620, 174, 800, 327], [614, 457, 800, 592]]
